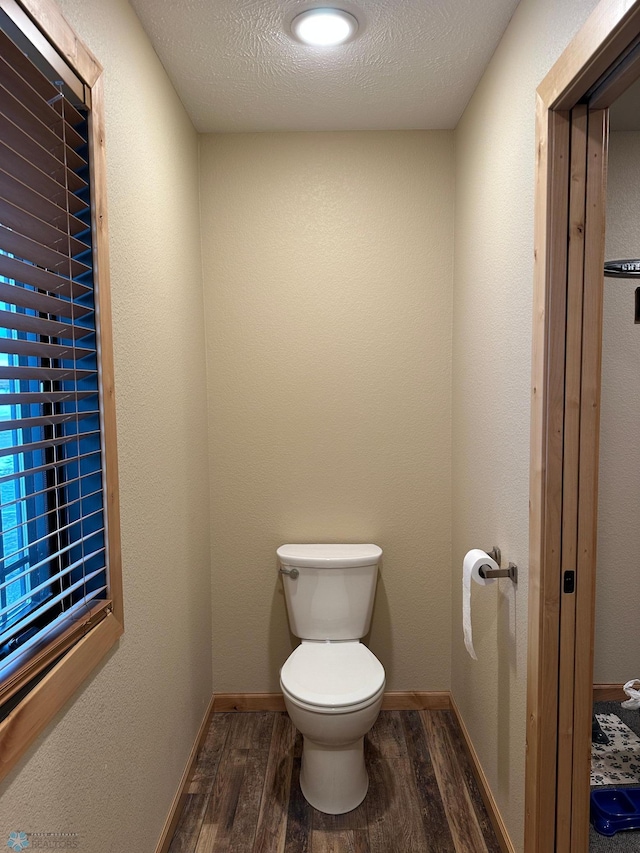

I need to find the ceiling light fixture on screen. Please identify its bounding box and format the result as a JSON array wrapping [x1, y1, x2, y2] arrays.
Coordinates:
[[290, 8, 358, 47]]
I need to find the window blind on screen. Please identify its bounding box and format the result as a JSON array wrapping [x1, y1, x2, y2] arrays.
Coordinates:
[[0, 15, 108, 701]]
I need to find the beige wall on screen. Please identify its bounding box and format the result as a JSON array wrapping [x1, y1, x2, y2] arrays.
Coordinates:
[[594, 131, 640, 683], [0, 1, 212, 851], [200, 131, 454, 693], [451, 0, 600, 849]]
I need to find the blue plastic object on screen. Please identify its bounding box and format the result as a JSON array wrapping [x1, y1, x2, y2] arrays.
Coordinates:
[[591, 788, 640, 836]]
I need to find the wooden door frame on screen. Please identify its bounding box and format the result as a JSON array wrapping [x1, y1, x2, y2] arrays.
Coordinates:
[[527, 1, 640, 850]]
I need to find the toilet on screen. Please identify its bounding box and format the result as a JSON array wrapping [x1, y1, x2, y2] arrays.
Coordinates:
[[277, 543, 385, 814]]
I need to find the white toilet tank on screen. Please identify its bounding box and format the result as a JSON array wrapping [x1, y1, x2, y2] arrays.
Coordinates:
[[277, 543, 382, 640]]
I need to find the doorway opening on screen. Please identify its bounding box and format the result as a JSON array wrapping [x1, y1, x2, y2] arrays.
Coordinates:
[[527, 1, 640, 851]]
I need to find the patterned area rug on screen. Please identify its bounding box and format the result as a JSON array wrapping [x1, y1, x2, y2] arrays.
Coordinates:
[[592, 713, 640, 786]]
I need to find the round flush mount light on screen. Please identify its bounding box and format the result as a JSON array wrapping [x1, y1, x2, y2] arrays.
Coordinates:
[[290, 8, 359, 47]]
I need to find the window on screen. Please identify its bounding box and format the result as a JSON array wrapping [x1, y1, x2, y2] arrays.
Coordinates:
[[0, 0, 122, 778]]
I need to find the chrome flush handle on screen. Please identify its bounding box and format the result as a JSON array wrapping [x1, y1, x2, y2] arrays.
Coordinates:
[[279, 567, 299, 579]]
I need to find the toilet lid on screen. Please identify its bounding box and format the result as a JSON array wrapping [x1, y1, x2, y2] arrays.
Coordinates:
[[280, 642, 385, 708]]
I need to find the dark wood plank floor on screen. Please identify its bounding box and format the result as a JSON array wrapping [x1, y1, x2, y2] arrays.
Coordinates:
[[168, 710, 502, 853]]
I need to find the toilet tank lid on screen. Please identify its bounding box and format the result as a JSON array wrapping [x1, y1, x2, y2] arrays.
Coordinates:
[[277, 543, 382, 568]]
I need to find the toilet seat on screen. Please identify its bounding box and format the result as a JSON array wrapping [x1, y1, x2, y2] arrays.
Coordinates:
[[280, 641, 385, 713]]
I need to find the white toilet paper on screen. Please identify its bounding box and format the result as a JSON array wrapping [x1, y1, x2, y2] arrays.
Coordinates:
[[462, 549, 498, 660]]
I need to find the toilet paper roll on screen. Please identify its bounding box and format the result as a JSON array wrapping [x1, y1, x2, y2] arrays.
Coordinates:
[[462, 549, 498, 660]]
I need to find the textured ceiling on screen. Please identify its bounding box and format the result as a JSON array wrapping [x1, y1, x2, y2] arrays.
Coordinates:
[[128, 0, 521, 133]]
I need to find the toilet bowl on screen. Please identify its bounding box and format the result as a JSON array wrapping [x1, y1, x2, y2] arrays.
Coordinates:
[[280, 639, 385, 814], [277, 543, 385, 815]]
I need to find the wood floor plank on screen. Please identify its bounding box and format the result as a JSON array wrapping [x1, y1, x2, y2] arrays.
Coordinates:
[[167, 793, 207, 853], [310, 804, 370, 853], [421, 710, 490, 853], [196, 749, 248, 853], [195, 818, 218, 851], [366, 755, 428, 853], [439, 711, 502, 853], [252, 712, 298, 853], [284, 756, 312, 853], [169, 713, 233, 853], [312, 799, 369, 832], [401, 710, 456, 852], [365, 710, 408, 759], [310, 827, 369, 853], [191, 712, 233, 790], [225, 749, 272, 852], [227, 710, 274, 751]]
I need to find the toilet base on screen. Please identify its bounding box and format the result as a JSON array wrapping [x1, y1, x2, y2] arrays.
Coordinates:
[[299, 735, 368, 814]]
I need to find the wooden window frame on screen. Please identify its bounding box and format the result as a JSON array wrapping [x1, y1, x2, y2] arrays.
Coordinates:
[[527, 0, 640, 850], [0, 0, 122, 781]]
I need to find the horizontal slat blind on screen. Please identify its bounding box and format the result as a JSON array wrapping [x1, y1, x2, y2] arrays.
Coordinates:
[[0, 17, 108, 694]]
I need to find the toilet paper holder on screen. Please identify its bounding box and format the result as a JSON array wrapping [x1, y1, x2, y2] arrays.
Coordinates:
[[479, 546, 518, 583]]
